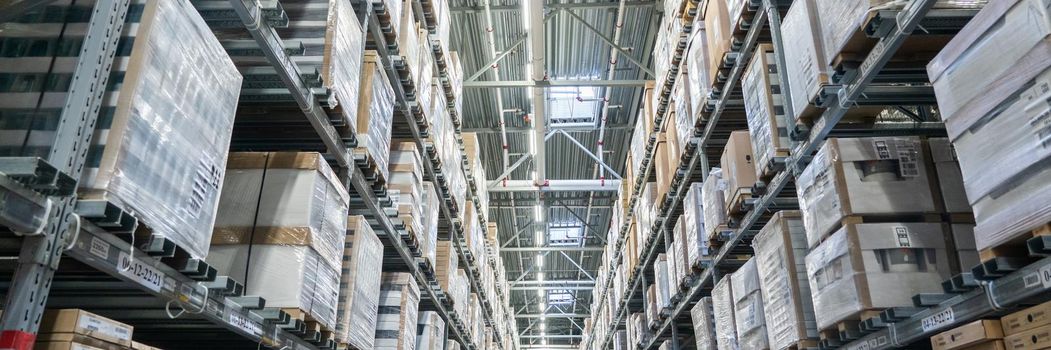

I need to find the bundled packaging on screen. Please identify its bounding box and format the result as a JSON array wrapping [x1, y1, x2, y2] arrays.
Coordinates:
[[0, 0, 242, 260], [927, 138, 970, 214], [686, 16, 712, 120], [673, 215, 691, 284], [780, 0, 829, 122], [356, 51, 396, 182], [931, 319, 1004, 350], [805, 222, 952, 330], [39, 309, 134, 348], [210, 152, 349, 330], [337, 216, 384, 348], [452, 269, 470, 317], [732, 259, 769, 350], [796, 137, 937, 248], [464, 200, 485, 261], [646, 285, 659, 327], [655, 254, 672, 308], [721, 130, 758, 213], [376, 273, 421, 350], [435, 240, 459, 292], [927, 0, 1051, 252], [1002, 300, 1051, 349], [752, 211, 817, 350], [420, 183, 439, 264], [742, 44, 791, 178], [691, 298, 719, 350], [712, 275, 739, 350], [415, 311, 446, 350], [396, 0, 420, 87], [389, 142, 427, 243], [703, 168, 731, 242], [704, 0, 732, 89], [683, 183, 710, 267], [322, 0, 366, 130]]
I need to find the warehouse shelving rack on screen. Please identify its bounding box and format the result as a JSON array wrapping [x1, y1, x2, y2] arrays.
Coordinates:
[[0, 0, 507, 349], [584, 0, 1002, 349]]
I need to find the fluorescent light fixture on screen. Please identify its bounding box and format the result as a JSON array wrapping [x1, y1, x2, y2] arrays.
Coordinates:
[[537, 272, 545, 281], [534, 204, 542, 219], [537, 288, 544, 296], [536, 254, 543, 267], [528, 130, 536, 155], [521, 0, 530, 30]]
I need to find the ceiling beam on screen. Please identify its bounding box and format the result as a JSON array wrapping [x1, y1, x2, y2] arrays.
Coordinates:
[[452, 1, 656, 13], [488, 179, 622, 192], [460, 125, 634, 133], [511, 285, 594, 291], [501, 247, 603, 252], [464, 79, 651, 88], [516, 313, 590, 318]]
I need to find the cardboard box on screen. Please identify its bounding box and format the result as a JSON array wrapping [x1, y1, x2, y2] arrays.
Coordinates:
[[691, 297, 718, 350], [928, 138, 971, 214], [781, 0, 828, 121], [731, 259, 769, 349], [654, 134, 673, 201], [1002, 300, 1051, 336], [752, 211, 818, 350], [1005, 324, 1051, 350], [40, 310, 133, 347], [805, 222, 952, 330], [376, 273, 420, 350], [712, 274, 739, 350], [932, 320, 1004, 350], [131, 341, 163, 350], [721, 131, 758, 213], [704, 0, 732, 90], [796, 137, 938, 248], [35, 333, 123, 350], [743, 44, 791, 179], [336, 216, 384, 348]]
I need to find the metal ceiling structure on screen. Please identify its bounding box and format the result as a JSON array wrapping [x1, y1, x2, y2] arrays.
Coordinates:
[[447, 0, 660, 346]]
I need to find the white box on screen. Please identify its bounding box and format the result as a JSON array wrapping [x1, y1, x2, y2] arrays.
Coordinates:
[[376, 273, 421, 350], [752, 211, 818, 350], [712, 274, 738, 350], [337, 216, 384, 348], [416, 311, 445, 350], [732, 259, 769, 350], [691, 297, 718, 350]]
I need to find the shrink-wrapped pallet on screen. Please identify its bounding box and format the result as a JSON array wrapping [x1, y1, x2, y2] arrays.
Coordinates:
[[703, 168, 731, 242], [683, 183, 710, 267], [655, 254, 672, 308], [436, 240, 458, 291], [796, 137, 937, 248], [691, 297, 718, 350], [646, 284, 659, 327], [0, 0, 241, 259], [752, 211, 817, 350], [673, 215, 690, 284], [721, 130, 758, 212], [781, 0, 828, 122], [210, 152, 348, 330], [742, 44, 790, 179], [686, 16, 711, 119], [927, 0, 1051, 251], [376, 273, 421, 350], [356, 51, 396, 182], [421, 182, 439, 265], [323, 0, 365, 131], [712, 275, 739, 350], [732, 259, 769, 349], [396, 0, 420, 85], [805, 222, 951, 330], [704, 0, 732, 88], [636, 182, 659, 247], [337, 216, 384, 348], [416, 311, 445, 350]]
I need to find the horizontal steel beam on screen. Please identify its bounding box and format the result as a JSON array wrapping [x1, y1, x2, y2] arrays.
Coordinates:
[[510, 285, 595, 291], [464, 80, 650, 88], [488, 180, 622, 192], [500, 247, 604, 252], [513, 280, 594, 285], [520, 335, 583, 339], [461, 125, 633, 133], [520, 346, 578, 349], [516, 313, 590, 318], [453, 1, 655, 12]]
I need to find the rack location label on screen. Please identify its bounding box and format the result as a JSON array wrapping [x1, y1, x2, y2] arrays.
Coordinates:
[[118, 251, 165, 292], [922, 307, 955, 332]]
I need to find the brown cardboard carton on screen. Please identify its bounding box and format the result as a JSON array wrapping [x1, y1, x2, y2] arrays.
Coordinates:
[[1002, 300, 1051, 336], [40, 310, 133, 347], [1005, 324, 1051, 350], [704, 0, 732, 89], [931, 320, 1004, 350], [721, 130, 758, 213]]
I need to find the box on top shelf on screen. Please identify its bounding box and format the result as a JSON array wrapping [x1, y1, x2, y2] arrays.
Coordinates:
[[40, 309, 133, 348], [704, 0, 732, 90], [683, 183, 711, 268], [805, 222, 952, 331], [743, 44, 791, 179], [721, 130, 758, 214], [0, 0, 242, 260], [376, 272, 421, 350], [732, 259, 769, 350], [752, 211, 818, 350], [796, 137, 938, 248], [356, 51, 396, 182], [416, 311, 446, 350], [703, 168, 731, 242], [338, 216, 384, 349], [928, 0, 1051, 253], [712, 273, 738, 350], [321, 0, 365, 131], [931, 319, 1004, 350], [692, 297, 718, 350]]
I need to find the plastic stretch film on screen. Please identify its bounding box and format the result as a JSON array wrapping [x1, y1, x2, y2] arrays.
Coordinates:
[[38, 0, 242, 260], [683, 183, 710, 268], [712, 274, 739, 350], [702, 168, 729, 243], [781, 0, 828, 122], [673, 74, 694, 154], [376, 272, 421, 350], [686, 16, 711, 120], [654, 254, 672, 308], [323, 0, 365, 130], [751, 211, 817, 350], [397, 0, 420, 85], [692, 297, 718, 350], [673, 216, 690, 284], [357, 52, 396, 182], [338, 216, 384, 348], [422, 183, 439, 265], [630, 113, 649, 177], [743, 43, 790, 178], [732, 259, 769, 350], [415, 311, 445, 350]]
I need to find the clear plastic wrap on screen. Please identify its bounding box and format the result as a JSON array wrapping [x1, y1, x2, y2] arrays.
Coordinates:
[[712, 275, 739, 350], [432, 0, 452, 56], [795, 137, 936, 248], [674, 76, 695, 153], [323, 0, 364, 130], [646, 284, 658, 327], [376, 272, 421, 350], [804, 222, 951, 330], [704, 0, 731, 89], [397, 0, 419, 85], [68, 0, 242, 260], [446, 341, 460, 350], [630, 113, 649, 177], [743, 44, 790, 178], [337, 216, 384, 348], [415, 311, 445, 350], [731, 259, 769, 350], [691, 297, 718, 350], [417, 30, 435, 103], [781, 0, 828, 122], [683, 183, 710, 267], [654, 254, 671, 308], [702, 168, 730, 242], [449, 51, 464, 110], [421, 182, 439, 265], [674, 215, 691, 283], [751, 211, 817, 349], [356, 52, 395, 182], [686, 17, 711, 118]]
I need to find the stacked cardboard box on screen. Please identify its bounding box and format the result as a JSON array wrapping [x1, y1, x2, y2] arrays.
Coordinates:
[[743, 44, 791, 179], [1002, 300, 1051, 349], [337, 216, 385, 348], [376, 273, 420, 350], [0, 0, 241, 259], [928, 0, 1051, 253], [752, 211, 818, 349], [704, 0, 732, 89], [691, 298, 719, 350], [355, 51, 395, 182], [210, 152, 348, 330], [732, 259, 769, 349], [37, 309, 134, 350], [712, 275, 739, 350], [130, 342, 163, 350], [415, 311, 446, 350], [389, 142, 428, 248], [435, 240, 459, 293], [721, 131, 758, 215], [931, 319, 1005, 350]]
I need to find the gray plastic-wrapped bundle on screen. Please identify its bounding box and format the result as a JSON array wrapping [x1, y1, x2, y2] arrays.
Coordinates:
[[429, 0, 452, 56], [781, 0, 828, 122], [337, 216, 384, 348], [396, 0, 420, 86], [446, 341, 460, 350], [743, 44, 790, 179], [422, 183, 440, 265], [637, 182, 659, 246], [415, 311, 445, 350], [12, 0, 243, 260], [691, 297, 718, 350], [804, 222, 951, 330], [673, 76, 694, 153], [357, 52, 395, 182], [376, 272, 421, 350], [654, 254, 672, 308], [712, 275, 738, 350], [614, 330, 628, 350], [796, 137, 936, 248], [673, 215, 691, 284], [702, 168, 730, 243], [928, 0, 1051, 252], [683, 183, 710, 268], [731, 259, 769, 350], [210, 152, 349, 330], [630, 114, 648, 176], [646, 284, 658, 327], [685, 16, 711, 118], [322, 0, 364, 130], [752, 211, 817, 350]]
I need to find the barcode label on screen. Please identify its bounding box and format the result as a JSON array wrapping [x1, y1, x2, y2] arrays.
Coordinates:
[[897, 140, 920, 177], [893, 226, 912, 248], [874, 140, 892, 159], [1024, 272, 1041, 288], [186, 155, 222, 219], [89, 237, 110, 259]]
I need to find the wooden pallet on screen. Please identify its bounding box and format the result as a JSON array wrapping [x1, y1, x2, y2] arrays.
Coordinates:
[[281, 308, 337, 346], [354, 149, 389, 186], [725, 187, 754, 216], [757, 149, 790, 181], [818, 309, 884, 348], [973, 223, 1051, 279]]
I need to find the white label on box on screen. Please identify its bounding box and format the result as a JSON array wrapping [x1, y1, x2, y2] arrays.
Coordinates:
[[89, 237, 109, 259], [227, 310, 263, 337], [893, 226, 912, 248], [897, 140, 920, 177], [77, 312, 132, 342], [1039, 264, 1051, 289], [921, 307, 955, 332], [1025, 272, 1041, 288], [118, 251, 164, 292]]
